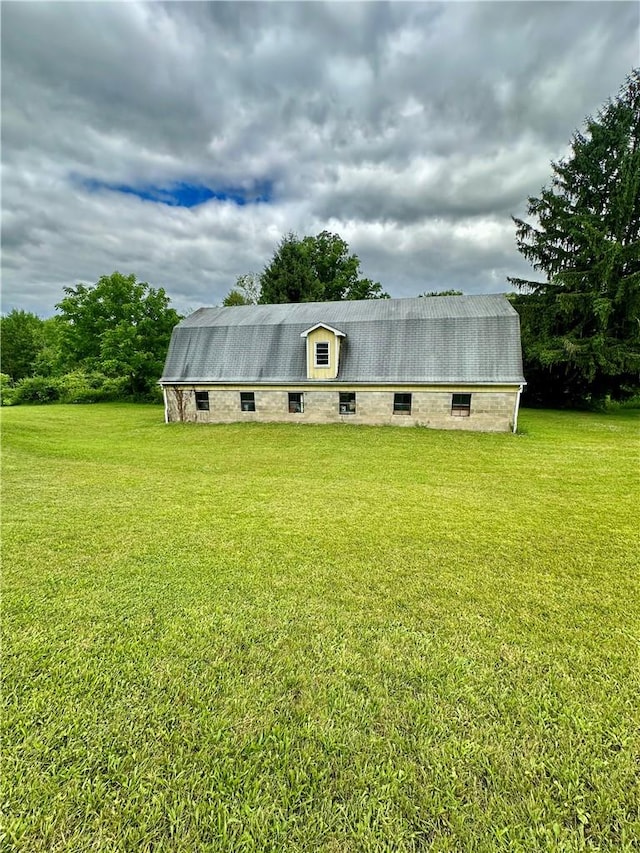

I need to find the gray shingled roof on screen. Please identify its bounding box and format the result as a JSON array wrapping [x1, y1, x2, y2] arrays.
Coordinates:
[[161, 295, 525, 385]]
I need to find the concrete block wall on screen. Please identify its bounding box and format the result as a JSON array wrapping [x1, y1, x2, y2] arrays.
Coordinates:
[[164, 386, 518, 432]]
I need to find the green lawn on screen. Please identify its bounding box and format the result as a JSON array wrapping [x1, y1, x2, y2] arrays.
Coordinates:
[[2, 404, 639, 852]]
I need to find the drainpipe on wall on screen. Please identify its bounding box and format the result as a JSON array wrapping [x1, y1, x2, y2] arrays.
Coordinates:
[[512, 384, 524, 434], [162, 385, 169, 424]]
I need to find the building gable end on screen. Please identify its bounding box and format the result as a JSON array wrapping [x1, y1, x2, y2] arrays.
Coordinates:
[[300, 323, 346, 339]]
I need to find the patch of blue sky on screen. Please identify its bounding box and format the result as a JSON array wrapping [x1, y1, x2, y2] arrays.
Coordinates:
[[79, 178, 273, 208]]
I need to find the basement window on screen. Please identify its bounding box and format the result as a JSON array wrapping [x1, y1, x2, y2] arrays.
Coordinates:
[[315, 341, 330, 367], [339, 392, 356, 415], [393, 393, 412, 415], [240, 392, 256, 412], [451, 393, 472, 417], [195, 391, 210, 411], [288, 392, 304, 413]]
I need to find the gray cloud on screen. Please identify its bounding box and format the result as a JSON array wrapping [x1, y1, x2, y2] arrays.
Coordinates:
[[1, 1, 638, 316]]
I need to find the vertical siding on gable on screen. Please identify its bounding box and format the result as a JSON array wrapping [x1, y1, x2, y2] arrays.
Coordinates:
[[306, 327, 342, 380]]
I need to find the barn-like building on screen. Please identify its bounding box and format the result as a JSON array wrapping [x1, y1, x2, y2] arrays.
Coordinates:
[[160, 295, 525, 432]]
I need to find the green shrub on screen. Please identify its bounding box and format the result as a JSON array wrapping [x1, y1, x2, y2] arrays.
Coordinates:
[[146, 383, 165, 405], [57, 371, 127, 404], [11, 375, 61, 404], [9, 372, 131, 405], [0, 373, 14, 405], [97, 375, 130, 402], [56, 371, 94, 404], [605, 393, 640, 411]]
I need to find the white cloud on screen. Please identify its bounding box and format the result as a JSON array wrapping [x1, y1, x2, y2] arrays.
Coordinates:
[[1, 1, 637, 317]]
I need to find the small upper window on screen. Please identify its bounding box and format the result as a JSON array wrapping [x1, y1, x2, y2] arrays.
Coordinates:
[[195, 391, 210, 411], [288, 392, 304, 413], [240, 392, 256, 412], [451, 393, 471, 417], [393, 393, 412, 415], [315, 341, 330, 367], [339, 392, 356, 415]]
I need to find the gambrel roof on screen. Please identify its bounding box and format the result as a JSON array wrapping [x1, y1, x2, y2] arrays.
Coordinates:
[[160, 295, 525, 385]]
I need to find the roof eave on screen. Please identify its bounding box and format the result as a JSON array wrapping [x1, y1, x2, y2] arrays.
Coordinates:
[[300, 322, 346, 338], [159, 378, 526, 386]]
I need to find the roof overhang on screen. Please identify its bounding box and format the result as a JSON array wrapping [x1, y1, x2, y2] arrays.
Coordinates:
[[300, 323, 346, 339], [159, 379, 526, 387]]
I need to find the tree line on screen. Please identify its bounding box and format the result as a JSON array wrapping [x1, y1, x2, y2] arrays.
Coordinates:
[[1, 274, 181, 405], [2, 71, 638, 408]]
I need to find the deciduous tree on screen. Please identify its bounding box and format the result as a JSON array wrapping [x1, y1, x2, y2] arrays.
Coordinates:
[[0, 309, 44, 381], [56, 272, 181, 397], [222, 273, 261, 306]]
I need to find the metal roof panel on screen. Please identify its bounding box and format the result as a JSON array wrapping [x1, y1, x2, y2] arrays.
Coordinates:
[[161, 295, 525, 385]]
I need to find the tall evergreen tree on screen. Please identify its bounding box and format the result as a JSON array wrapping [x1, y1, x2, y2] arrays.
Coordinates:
[[259, 231, 388, 304], [259, 233, 321, 304], [509, 69, 640, 404]]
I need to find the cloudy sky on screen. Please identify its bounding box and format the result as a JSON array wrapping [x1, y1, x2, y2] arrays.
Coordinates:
[[2, 1, 638, 317]]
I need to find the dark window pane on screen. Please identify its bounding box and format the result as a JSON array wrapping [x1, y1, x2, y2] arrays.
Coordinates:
[[195, 391, 210, 411], [315, 342, 330, 366], [451, 393, 471, 416], [240, 392, 255, 412], [288, 392, 304, 413], [393, 393, 412, 414], [339, 392, 356, 414]]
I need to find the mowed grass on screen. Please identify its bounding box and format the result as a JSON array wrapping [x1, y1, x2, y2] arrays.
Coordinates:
[[2, 404, 639, 852]]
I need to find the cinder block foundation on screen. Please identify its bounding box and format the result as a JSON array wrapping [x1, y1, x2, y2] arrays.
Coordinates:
[[163, 386, 520, 432]]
